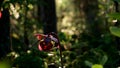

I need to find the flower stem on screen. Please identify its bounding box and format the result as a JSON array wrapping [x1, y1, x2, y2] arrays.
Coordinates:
[[59, 44, 63, 68], [50, 32, 63, 68]]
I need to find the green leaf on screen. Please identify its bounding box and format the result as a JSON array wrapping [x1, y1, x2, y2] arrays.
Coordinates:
[[110, 26, 120, 37], [100, 55, 108, 65], [92, 64, 103, 68], [85, 60, 93, 67], [108, 13, 120, 20], [0, 62, 11, 68]]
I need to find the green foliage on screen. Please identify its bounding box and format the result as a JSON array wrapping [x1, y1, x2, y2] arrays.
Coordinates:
[[13, 48, 47, 68], [113, 0, 120, 2], [0, 61, 11, 68], [1, 0, 120, 68], [58, 32, 67, 41], [108, 13, 120, 20], [110, 26, 120, 37], [100, 55, 108, 65], [92, 64, 103, 68]]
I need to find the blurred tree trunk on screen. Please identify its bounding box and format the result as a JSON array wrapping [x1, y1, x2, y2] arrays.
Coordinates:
[[38, 0, 57, 34], [77, 0, 103, 47], [82, 0, 100, 37], [23, 1, 29, 51], [74, 0, 100, 35], [0, 1, 10, 58]]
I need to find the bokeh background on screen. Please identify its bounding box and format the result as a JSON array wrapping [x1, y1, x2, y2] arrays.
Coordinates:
[[0, 0, 120, 68]]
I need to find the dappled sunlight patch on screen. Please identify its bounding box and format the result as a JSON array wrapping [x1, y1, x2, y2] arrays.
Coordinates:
[[56, 0, 87, 36], [7, 51, 19, 58], [28, 4, 33, 10], [61, 29, 74, 35], [10, 3, 20, 19], [12, 33, 19, 39]]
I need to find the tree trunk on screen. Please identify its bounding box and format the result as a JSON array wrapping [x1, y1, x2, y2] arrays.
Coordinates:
[[79, 0, 102, 48], [0, 2, 10, 58], [82, 0, 100, 36], [38, 0, 57, 34], [23, 1, 29, 51]]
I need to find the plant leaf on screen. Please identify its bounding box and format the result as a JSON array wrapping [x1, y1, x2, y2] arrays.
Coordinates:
[[100, 55, 108, 65], [109, 26, 120, 37], [85, 60, 93, 67], [108, 13, 120, 20], [92, 64, 103, 68]]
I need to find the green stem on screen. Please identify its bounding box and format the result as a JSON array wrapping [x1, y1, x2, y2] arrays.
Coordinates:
[[50, 32, 63, 68], [59, 43, 63, 68]]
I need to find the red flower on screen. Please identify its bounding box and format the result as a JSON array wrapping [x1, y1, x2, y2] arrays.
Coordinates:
[[35, 33, 59, 51], [38, 39, 53, 51], [0, 11, 2, 19]]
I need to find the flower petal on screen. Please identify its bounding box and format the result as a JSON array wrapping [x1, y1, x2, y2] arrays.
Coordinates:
[[38, 44, 43, 51], [35, 34, 44, 40], [49, 35, 58, 43], [0, 11, 2, 18]]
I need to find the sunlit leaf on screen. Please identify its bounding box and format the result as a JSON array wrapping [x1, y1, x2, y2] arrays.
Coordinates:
[[92, 64, 103, 68], [28, 4, 33, 9], [0, 62, 11, 68], [109, 26, 120, 37], [12, 33, 19, 39]]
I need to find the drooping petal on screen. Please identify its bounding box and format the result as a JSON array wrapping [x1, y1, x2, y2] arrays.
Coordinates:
[[49, 35, 58, 43], [38, 44, 43, 51]]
